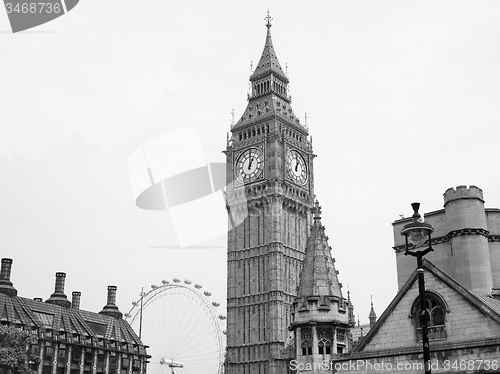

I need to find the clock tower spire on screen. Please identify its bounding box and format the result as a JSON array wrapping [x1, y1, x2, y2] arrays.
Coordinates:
[[225, 15, 315, 374]]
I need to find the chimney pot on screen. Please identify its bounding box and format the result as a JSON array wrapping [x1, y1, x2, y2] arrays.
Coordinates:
[[45, 272, 70, 308], [72, 291, 81, 310], [0, 258, 13, 281], [99, 285, 122, 319], [107, 285, 117, 305], [55, 272, 66, 294], [0, 258, 17, 296]]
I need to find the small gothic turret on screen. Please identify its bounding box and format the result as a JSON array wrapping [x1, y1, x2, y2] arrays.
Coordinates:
[[99, 286, 123, 319], [0, 258, 17, 296], [369, 296, 377, 328], [46, 273, 71, 308], [295, 201, 343, 301], [347, 290, 355, 326], [290, 201, 351, 370]]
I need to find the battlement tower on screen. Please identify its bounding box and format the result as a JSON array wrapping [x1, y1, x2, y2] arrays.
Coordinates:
[[393, 185, 500, 296]]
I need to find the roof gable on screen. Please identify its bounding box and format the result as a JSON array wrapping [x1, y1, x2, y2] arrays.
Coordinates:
[[356, 259, 500, 352]]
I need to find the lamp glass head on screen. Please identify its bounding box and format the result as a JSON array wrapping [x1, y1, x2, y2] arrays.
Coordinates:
[[408, 228, 428, 247]]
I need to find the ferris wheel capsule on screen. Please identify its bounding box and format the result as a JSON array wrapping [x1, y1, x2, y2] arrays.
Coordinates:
[[204, 291, 212, 297], [219, 315, 227, 320], [173, 278, 181, 283], [184, 279, 192, 284], [162, 280, 169, 285], [212, 302, 220, 307], [194, 284, 202, 289]]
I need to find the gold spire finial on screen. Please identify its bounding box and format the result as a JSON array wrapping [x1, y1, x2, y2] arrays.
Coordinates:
[[265, 10, 273, 28]]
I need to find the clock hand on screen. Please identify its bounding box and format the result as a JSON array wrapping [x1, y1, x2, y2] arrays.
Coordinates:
[[248, 157, 254, 170], [295, 160, 299, 172]]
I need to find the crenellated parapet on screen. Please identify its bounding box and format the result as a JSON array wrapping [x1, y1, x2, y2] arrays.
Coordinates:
[[394, 184, 499, 296], [444, 185, 484, 206]]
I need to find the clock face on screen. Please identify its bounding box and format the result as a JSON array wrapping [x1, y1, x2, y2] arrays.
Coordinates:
[[235, 148, 263, 183], [287, 150, 308, 185]]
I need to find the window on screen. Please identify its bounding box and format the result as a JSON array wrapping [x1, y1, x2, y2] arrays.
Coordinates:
[[300, 330, 312, 355], [336, 329, 346, 342], [71, 348, 82, 374], [83, 351, 93, 374], [412, 292, 447, 341], [318, 330, 331, 355]]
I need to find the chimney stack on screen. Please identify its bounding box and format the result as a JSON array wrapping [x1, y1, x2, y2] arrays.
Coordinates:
[[0, 258, 17, 296], [107, 286, 117, 305], [45, 272, 71, 308], [99, 285, 123, 319], [72, 291, 81, 310]]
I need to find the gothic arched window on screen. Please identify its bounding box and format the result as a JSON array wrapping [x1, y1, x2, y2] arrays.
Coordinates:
[[300, 330, 312, 356], [411, 291, 447, 341], [317, 330, 331, 355]]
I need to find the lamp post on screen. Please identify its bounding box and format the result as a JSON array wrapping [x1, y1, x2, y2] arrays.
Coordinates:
[[401, 202, 434, 374]]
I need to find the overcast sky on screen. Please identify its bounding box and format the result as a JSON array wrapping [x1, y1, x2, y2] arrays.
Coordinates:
[[1, 0, 500, 334]]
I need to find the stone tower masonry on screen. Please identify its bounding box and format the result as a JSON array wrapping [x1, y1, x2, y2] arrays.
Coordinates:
[[225, 15, 315, 374], [393, 185, 500, 297]]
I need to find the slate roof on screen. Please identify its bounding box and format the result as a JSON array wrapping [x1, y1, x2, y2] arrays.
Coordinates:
[[236, 93, 301, 128], [250, 24, 288, 83], [471, 290, 500, 316], [0, 293, 146, 355], [296, 202, 343, 300]]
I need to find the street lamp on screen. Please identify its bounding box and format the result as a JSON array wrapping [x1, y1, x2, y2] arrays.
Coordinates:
[[401, 202, 434, 374]]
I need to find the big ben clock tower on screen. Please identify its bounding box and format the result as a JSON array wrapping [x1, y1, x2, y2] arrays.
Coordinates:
[[225, 14, 315, 374]]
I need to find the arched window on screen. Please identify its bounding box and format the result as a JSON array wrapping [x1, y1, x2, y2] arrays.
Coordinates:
[[317, 330, 331, 355], [300, 330, 312, 356], [412, 292, 447, 341]]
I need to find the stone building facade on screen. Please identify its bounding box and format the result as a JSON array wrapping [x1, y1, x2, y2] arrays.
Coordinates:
[[393, 185, 500, 296], [331, 186, 500, 373], [331, 260, 500, 373], [0, 258, 149, 374]]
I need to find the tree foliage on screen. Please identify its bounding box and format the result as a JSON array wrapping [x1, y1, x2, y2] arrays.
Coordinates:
[[0, 325, 38, 374]]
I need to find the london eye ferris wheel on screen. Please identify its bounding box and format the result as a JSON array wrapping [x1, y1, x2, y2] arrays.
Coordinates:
[[125, 279, 226, 374]]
